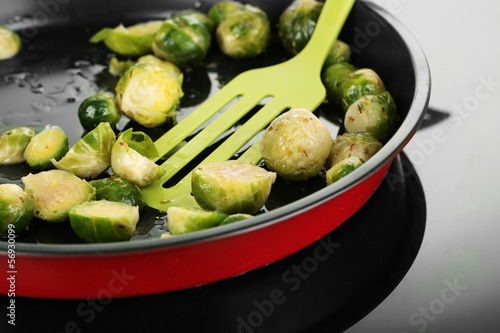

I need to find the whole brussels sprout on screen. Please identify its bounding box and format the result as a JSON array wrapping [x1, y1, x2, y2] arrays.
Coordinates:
[[181, 11, 215, 34], [340, 68, 386, 111], [90, 176, 147, 212], [326, 156, 364, 185], [78, 93, 121, 131], [167, 206, 228, 235], [344, 92, 398, 143], [322, 62, 357, 106], [278, 0, 323, 55], [152, 12, 212, 68], [23, 125, 68, 170], [324, 40, 352, 69], [216, 5, 271, 59], [0, 25, 21, 60], [116, 62, 183, 128], [69, 200, 139, 243], [260, 108, 333, 181], [326, 132, 383, 169], [90, 20, 163, 57], [0, 127, 37, 165], [22, 169, 95, 223], [51, 122, 116, 179], [111, 129, 164, 187], [0, 184, 33, 235], [191, 160, 276, 214], [208, 1, 243, 26]]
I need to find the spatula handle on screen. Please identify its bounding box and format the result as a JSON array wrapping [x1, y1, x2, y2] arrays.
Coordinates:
[[295, 0, 355, 71]]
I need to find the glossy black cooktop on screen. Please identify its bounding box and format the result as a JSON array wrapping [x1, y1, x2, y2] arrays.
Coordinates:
[[0, 152, 426, 333]]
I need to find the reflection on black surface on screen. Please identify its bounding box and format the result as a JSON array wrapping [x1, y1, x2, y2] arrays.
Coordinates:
[[418, 107, 450, 130], [2, 153, 426, 333]]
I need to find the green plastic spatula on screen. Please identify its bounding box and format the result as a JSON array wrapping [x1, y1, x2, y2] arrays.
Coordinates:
[[141, 0, 355, 211]]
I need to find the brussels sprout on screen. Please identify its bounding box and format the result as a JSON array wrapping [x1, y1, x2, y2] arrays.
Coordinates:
[[89, 176, 147, 212], [69, 200, 139, 243], [51, 122, 116, 179], [278, 0, 323, 55], [108, 57, 136, 77], [340, 68, 386, 111], [152, 12, 212, 68], [0, 25, 21, 60], [111, 129, 164, 187], [220, 213, 252, 226], [167, 206, 228, 235], [78, 93, 121, 131], [116, 62, 183, 128], [137, 55, 183, 81], [260, 108, 333, 181], [22, 170, 95, 223], [90, 20, 163, 57], [216, 5, 271, 59], [0, 184, 33, 235], [324, 40, 352, 69], [191, 160, 276, 214], [0, 127, 37, 165], [181, 11, 215, 34], [326, 156, 364, 185], [322, 62, 357, 106], [208, 1, 243, 26], [23, 125, 68, 170], [326, 132, 383, 169], [344, 92, 398, 143]]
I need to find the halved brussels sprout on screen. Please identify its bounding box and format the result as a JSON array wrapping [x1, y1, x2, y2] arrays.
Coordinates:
[[324, 40, 352, 69], [90, 20, 163, 57], [51, 122, 116, 179], [278, 0, 323, 55], [191, 160, 276, 214], [0, 25, 21, 60], [344, 92, 398, 143], [23, 125, 68, 170], [108, 57, 136, 77], [0, 127, 37, 165], [116, 62, 183, 128], [340, 68, 386, 111], [152, 12, 212, 68], [322, 62, 357, 106], [111, 129, 164, 187], [69, 200, 139, 243], [0, 184, 33, 235], [78, 93, 121, 131], [326, 132, 383, 169], [22, 169, 95, 223], [137, 55, 183, 81], [220, 213, 252, 226], [216, 5, 270, 59], [208, 1, 243, 26], [90, 176, 147, 212], [167, 206, 228, 235], [326, 156, 364, 185], [260, 108, 333, 181]]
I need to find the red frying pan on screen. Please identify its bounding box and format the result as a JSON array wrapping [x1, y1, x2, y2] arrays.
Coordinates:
[[0, 0, 430, 299]]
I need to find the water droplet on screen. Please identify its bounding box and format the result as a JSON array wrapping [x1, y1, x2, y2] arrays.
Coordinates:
[[30, 83, 44, 94], [193, 0, 202, 9]]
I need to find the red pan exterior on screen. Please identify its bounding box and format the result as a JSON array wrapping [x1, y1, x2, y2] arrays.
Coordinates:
[[1, 159, 392, 299]]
